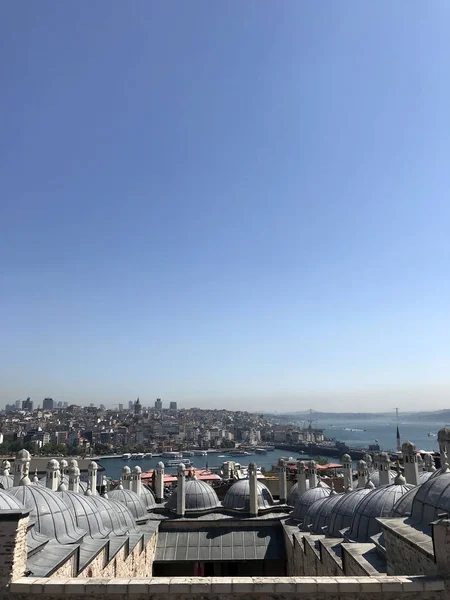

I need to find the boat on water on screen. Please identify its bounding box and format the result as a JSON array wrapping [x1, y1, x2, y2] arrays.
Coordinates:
[[121, 453, 131, 460], [161, 452, 183, 459], [165, 459, 192, 467], [144, 453, 153, 459], [266, 446, 275, 451], [255, 448, 267, 455], [194, 450, 207, 456], [182, 451, 195, 457], [428, 431, 437, 437], [228, 451, 252, 457], [131, 453, 144, 460]]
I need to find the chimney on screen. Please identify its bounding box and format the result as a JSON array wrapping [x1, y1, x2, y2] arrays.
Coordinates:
[[402, 441, 419, 486], [68, 459, 80, 493], [176, 463, 186, 517], [357, 459, 369, 488], [46, 459, 60, 492], [308, 460, 318, 489], [88, 461, 98, 495], [13, 450, 31, 487], [278, 458, 287, 503], [249, 462, 258, 517], [378, 452, 391, 486], [155, 462, 165, 503], [131, 465, 142, 496], [342, 454, 353, 491], [296, 460, 307, 497]]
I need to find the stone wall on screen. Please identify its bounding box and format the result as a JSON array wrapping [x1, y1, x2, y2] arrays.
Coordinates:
[[8, 575, 450, 600], [50, 555, 77, 579], [0, 514, 29, 584], [383, 528, 437, 577]]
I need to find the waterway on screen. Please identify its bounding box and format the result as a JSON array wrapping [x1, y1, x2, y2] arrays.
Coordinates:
[[97, 417, 444, 480]]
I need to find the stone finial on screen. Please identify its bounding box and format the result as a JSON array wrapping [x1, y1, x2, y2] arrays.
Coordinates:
[[58, 481, 67, 492], [33, 469, 39, 483], [2, 460, 11, 475], [85, 486, 92, 496], [365, 480, 375, 489]]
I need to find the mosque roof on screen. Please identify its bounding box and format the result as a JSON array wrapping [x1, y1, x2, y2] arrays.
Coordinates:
[[0, 488, 25, 511], [301, 492, 342, 534], [369, 469, 396, 487], [287, 480, 310, 506], [167, 479, 221, 513], [6, 484, 86, 544], [389, 486, 419, 518], [291, 484, 331, 523], [327, 488, 373, 538], [346, 481, 413, 542], [409, 471, 450, 532], [223, 479, 275, 511], [58, 490, 111, 538], [108, 487, 148, 522]]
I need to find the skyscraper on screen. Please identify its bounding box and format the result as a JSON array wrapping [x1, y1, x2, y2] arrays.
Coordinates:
[[134, 397, 142, 416], [22, 398, 33, 412], [169, 401, 177, 411], [129, 400, 134, 410], [155, 398, 162, 411], [119, 403, 124, 411], [43, 398, 54, 411]]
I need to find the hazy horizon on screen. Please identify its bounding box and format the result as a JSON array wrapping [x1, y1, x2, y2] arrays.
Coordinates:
[[1, 3, 450, 413]]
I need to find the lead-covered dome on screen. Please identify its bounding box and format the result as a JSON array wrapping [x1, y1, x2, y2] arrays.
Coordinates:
[[327, 488, 373, 538], [287, 480, 310, 506], [0, 461, 13, 490], [347, 480, 413, 542], [0, 488, 25, 511], [38, 474, 88, 492], [6, 484, 86, 544], [83, 494, 132, 536], [390, 486, 419, 518], [141, 484, 157, 510], [108, 487, 148, 523], [302, 492, 341, 534], [291, 484, 331, 523], [58, 490, 111, 538], [223, 478, 275, 511], [167, 479, 220, 513], [369, 470, 396, 487], [409, 471, 450, 532]]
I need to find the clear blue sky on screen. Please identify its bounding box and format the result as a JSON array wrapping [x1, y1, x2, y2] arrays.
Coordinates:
[[1, 2, 449, 412]]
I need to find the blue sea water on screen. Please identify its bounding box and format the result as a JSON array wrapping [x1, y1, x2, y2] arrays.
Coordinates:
[[98, 417, 444, 480]]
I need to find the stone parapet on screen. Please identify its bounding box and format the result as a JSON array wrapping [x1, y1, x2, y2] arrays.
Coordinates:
[[9, 575, 449, 599]]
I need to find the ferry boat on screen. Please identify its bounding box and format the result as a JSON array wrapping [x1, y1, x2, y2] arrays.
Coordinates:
[[161, 451, 183, 459], [182, 451, 195, 457], [165, 459, 192, 467], [121, 453, 131, 460], [266, 446, 275, 451], [131, 453, 144, 460], [229, 451, 251, 457], [194, 450, 207, 456], [255, 448, 267, 455], [144, 453, 153, 459]]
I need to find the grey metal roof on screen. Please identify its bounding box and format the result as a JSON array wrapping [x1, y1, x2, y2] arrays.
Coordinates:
[[141, 484, 157, 510], [107, 498, 140, 532], [167, 479, 220, 513], [58, 490, 111, 539], [389, 486, 419, 518], [0, 488, 25, 510], [347, 483, 413, 542], [83, 495, 130, 536], [26, 541, 78, 578], [223, 479, 275, 511], [291, 485, 331, 523], [302, 492, 342, 534], [0, 474, 14, 490], [6, 485, 86, 544], [38, 474, 88, 492], [419, 471, 434, 484], [369, 470, 396, 487], [287, 480, 310, 506], [108, 488, 148, 523], [409, 471, 450, 532], [327, 488, 373, 538], [155, 526, 285, 562]]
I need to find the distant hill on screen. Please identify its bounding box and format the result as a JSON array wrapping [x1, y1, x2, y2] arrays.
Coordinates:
[[266, 410, 450, 422]]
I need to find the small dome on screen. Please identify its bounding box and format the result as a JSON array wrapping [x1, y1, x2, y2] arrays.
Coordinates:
[[390, 486, 419, 518], [108, 488, 148, 522], [409, 472, 450, 532], [223, 479, 275, 511], [419, 471, 433, 484], [327, 488, 373, 538], [302, 492, 342, 534], [59, 490, 111, 538], [89, 461, 98, 471], [83, 495, 131, 536], [6, 485, 86, 544], [0, 488, 25, 511], [369, 470, 396, 487], [0, 474, 14, 490], [167, 479, 220, 513], [141, 485, 156, 510], [47, 459, 59, 470], [402, 441, 416, 452], [288, 480, 310, 506], [342, 454, 351, 463], [133, 465, 142, 474], [122, 466, 131, 475], [347, 481, 413, 542], [291, 484, 331, 522], [107, 498, 139, 532], [16, 449, 31, 460]]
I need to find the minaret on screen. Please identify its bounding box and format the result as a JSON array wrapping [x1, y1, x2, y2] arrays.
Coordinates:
[[88, 461, 98, 495], [378, 452, 391, 486], [155, 462, 165, 503], [176, 463, 186, 517], [131, 465, 142, 496], [357, 459, 369, 488], [13, 450, 31, 486], [278, 458, 287, 503], [248, 462, 258, 517], [402, 441, 419, 486], [396, 408, 401, 452], [342, 454, 353, 492], [121, 465, 131, 490], [308, 460, 318, 488], [46, 459, 60, 491], [296, 460, 307, 496], [68, 459, 80, 493]]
